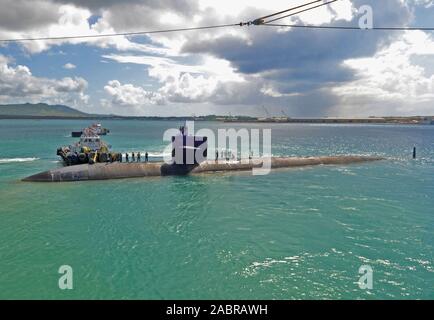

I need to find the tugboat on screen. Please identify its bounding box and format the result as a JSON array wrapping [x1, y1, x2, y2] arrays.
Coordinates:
[[71, 123, 110, 137], [58, 128, 121, 166]]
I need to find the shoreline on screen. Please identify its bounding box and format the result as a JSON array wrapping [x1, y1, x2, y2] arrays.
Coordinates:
[[1, 116, 432, 125]]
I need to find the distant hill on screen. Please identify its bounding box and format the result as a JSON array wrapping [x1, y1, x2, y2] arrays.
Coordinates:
[[0, 103, 91, 118]]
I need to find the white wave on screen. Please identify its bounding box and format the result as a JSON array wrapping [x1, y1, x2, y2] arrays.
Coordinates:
[[0, 157, 39, 164], [148, 152, 170, 158]]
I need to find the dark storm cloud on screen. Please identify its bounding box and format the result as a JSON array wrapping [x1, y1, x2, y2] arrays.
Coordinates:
[[285, 89, 340, 116], [170, 0, 419, 115], [210, 79, 338, 117], [182, 0, 412, 90], [0, 0, 60, 31], [182, 28, 370, 83], [51, 0, 198, 14], [51, 0, 142, 9]]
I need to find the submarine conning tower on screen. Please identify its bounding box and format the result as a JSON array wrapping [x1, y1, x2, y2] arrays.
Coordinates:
[[163, 124, 208, 175]]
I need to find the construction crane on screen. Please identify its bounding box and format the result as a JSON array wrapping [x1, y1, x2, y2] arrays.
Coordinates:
[[276, 109, 290, 123], [262, 105, 271, 119]]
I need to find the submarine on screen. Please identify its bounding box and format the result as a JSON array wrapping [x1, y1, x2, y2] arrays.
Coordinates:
[[22, 156, 384, 182], [23, 124, 384, 182]]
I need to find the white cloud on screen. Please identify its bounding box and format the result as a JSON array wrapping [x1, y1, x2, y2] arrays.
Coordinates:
[[0, 55, 89, 106], [331, 31, 434, 116], [104, 54, 243, 81], [63, 62, 76, 69], [157, 72, 218, 103], [102, 53, 245, 105], [0, 3, 176, 55], [103, 80, 165, 108], [260, 84, 300, 98]]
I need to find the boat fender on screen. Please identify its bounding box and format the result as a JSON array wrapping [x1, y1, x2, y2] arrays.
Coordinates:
[[99, 153, 109, 163], [78, 153, 87, 163]]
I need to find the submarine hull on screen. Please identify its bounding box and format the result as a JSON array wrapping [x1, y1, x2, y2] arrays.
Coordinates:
[[22, 156, 384, 182]]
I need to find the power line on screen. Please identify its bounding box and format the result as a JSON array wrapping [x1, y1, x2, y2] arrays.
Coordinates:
[[1, 0, 433, 43], [264, 0, 339, 24], [0, 0, 339, 42], [241, 0, 338, 25], [256, 0, 324, 22], [263, 23, 434, 31], [260, 0, 434, 31], [0, 23, 239, 43]]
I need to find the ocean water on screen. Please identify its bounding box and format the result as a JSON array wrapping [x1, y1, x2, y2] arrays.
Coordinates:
[[0, 119, 433, 300]]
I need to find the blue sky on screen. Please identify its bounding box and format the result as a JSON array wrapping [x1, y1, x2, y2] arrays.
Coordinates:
[[0, 0, 433, 117]]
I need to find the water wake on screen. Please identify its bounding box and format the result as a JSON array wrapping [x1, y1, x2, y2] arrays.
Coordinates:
[[0, 157, 39, 164]]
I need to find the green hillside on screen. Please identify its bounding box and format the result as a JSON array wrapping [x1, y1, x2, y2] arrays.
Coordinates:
[[0, 103, 90, 118]]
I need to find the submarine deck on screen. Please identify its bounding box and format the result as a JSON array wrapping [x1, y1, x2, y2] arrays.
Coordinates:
[[22, 156, 384, 182]]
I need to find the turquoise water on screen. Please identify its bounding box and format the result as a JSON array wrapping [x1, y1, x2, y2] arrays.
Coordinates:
[[0, 119, 433, 299]]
